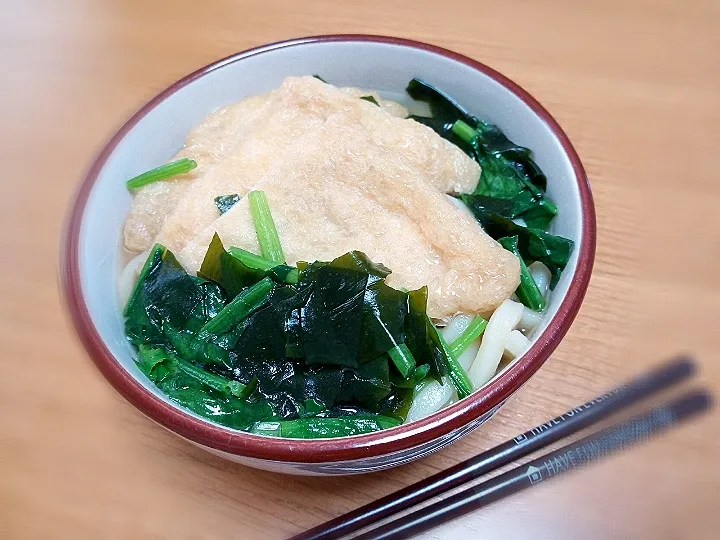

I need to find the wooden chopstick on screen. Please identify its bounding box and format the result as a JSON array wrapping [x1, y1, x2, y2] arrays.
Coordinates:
[[352, 389, 712, 540], [292, 356, 697, 540]]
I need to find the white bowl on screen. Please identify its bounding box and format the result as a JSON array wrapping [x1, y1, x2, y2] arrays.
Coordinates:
[[62, 35, 595, 475]]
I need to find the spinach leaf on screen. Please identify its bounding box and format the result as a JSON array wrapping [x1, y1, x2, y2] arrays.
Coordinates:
[[453, 120, 556, 229], [428, 321, 473, 399], [214, 194, 240, 215], [463, 205, 574, 288], [124, 245, 206, 346], [228, 247, 299, 284], [250, 415, 400, 438], [406, 79, 556, 229], [406, 78, 478, 134], [163, 324, 231, 368], [136, 345, 273, 430]]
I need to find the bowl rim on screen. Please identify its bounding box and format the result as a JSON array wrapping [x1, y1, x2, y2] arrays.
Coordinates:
[[61, 34, 596, 463]]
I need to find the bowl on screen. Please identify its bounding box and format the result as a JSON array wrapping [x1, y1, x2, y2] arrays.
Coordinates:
[[61, 35, 595, 475]]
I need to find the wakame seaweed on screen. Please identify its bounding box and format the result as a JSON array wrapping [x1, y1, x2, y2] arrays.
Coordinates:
[[214, 194, 240, 215], [125, 240, 448, 435], [359, 95, 380, 106]]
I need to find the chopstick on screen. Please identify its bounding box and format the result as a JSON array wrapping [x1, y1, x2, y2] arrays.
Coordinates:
[[354, 389, 712, 540], [292, 356, 697, 540]]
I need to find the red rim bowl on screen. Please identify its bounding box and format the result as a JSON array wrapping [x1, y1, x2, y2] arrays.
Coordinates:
[[61, 35, 596, 463]]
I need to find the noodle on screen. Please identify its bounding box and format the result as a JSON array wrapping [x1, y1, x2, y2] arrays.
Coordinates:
[[117, 251, 148, 308], [467, 299, 524, 388], [518, 307, 542, 333], [504, 329, 530, 359], [440, 314, 481, 370], [405, 379, 455, 423], [529, 261, 551, 297]]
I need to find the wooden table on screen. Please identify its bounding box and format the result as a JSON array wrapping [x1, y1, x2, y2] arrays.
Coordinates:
[[3, 1, 719, 538]]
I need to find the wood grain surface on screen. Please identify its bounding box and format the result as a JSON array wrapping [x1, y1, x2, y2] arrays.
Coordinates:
[[2, 1, 719, 538]]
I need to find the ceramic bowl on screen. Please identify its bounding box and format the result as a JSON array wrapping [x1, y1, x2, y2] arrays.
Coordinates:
[[62, 35, 595, 475]]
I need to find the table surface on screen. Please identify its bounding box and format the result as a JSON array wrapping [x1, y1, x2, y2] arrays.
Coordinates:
[[3, 1, 719, 538]]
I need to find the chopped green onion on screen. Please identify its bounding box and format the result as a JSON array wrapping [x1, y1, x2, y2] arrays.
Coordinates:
[[430, 322, 474, 399], [198, 277, 274, 338], [248, 190, 285, 264], [449, 316, 488, 357], [126, 158, 197, 189], [388, 343, 416, 378], [250, 415, 401, 438], [498, 236, 546, 312], [228, 247, 299, 284], [451, 119, 478, 144]]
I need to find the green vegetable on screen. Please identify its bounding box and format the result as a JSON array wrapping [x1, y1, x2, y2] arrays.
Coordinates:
[[248, 190, 285, 264], [388, 343, 416, 378], [136, 346, 271, 430], [405, 79, 572, 290], [172, 352, 251, 398], [124, 244, 207, 345], [228, 246, 299, 284], [406, 78, 478, 137], [126, 158, 197, 190], [453, 120, 556, 230], [462, 204, 573, 288], [214, 194, 240, 215], [183, 281, 226, 333], [498, 236, 546, 311], [448, 316, 488, 358], [198, 277, 275, 338], [249, 415, 401, 438], [163, 324, 230, 367], [390, 363, 430, 389], [428, 322, 474, 399], [302, 399, 326, 416], [199, 234, 267, 299], [124, 236, 490, 436], [359, 95, 379, 106]]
